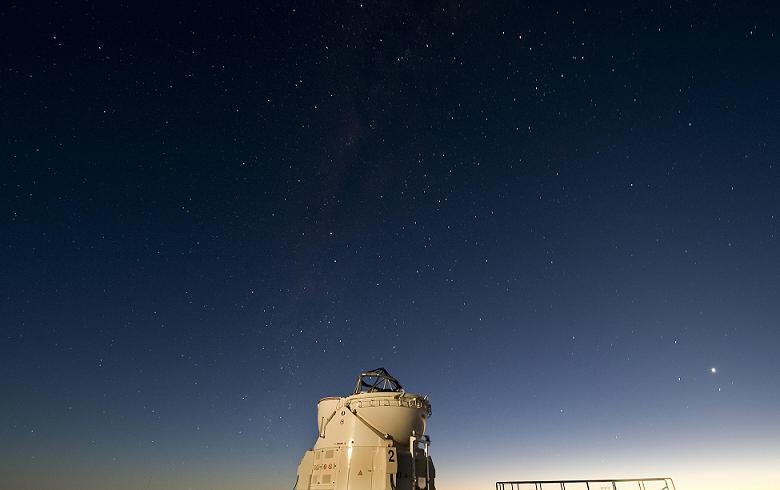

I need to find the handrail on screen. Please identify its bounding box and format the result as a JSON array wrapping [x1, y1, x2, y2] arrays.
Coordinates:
[[496, 477, 675, 490]]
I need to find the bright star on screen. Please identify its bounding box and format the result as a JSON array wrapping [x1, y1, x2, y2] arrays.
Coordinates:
[[710, 367, 717, 374]]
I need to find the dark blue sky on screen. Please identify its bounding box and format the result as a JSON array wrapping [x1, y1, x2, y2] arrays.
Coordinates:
[[2, 2, 779, 489]]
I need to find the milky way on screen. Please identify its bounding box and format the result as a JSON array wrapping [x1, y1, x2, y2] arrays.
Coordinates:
[[2, 2, 779, 490]]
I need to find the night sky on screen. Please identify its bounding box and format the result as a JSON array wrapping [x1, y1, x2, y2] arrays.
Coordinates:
[[2, 2, 779, 490]]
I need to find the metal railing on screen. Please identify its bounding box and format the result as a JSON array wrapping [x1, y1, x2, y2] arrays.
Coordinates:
[[496, 478, 676, 490]]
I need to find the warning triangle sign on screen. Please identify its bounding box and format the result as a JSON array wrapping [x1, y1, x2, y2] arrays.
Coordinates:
[[357, 470, 363, 476]]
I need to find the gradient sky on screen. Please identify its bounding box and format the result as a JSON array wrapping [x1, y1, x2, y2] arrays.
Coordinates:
[[2, 2, 779, 490]]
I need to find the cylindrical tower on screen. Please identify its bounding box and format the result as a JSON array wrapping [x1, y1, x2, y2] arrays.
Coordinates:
[[295, 368, 435, 490]]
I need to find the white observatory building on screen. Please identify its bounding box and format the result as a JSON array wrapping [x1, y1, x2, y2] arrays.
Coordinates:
[[295, 368, 435, 490]]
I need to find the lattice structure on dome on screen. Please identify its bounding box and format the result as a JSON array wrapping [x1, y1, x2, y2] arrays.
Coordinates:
[[353, 367, 404, 394]]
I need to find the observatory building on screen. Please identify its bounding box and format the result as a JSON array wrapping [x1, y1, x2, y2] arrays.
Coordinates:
[[295, 368, 435, 490]]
